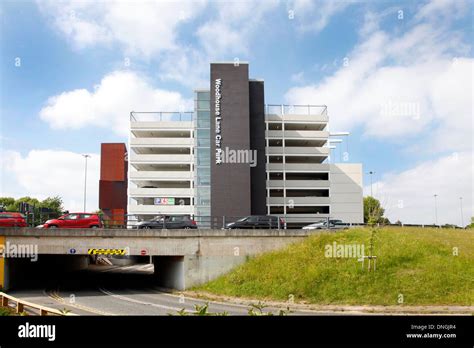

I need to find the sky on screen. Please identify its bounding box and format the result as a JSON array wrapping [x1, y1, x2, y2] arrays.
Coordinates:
[[0, 0, 472, 226]]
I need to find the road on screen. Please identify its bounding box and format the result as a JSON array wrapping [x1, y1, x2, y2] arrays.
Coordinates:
[[9, 264, 326, 316]]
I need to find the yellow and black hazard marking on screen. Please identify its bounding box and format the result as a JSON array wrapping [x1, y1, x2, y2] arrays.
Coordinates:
[[88, 248, 127, 256]]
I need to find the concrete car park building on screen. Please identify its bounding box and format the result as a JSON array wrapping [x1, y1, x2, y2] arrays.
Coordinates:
[[127, 62, 363, 228]]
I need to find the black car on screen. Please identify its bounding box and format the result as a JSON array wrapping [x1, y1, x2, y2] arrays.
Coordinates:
[[136, 215, 197, 229], [224, 215, 284, 229]]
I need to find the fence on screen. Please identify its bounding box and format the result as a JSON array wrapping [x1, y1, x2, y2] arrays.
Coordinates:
[[2, 212, 469, 230], [266, 104, 328, 116], [100, 214, 284, 230], [85, 214, 470, 230], [0, 292, 75, 316], [130, 112, 193, 122], [23, 212, 59, 228]]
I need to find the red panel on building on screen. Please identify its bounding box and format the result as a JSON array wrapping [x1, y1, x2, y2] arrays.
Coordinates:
[[100, 143, 127, 181], [99, 143, 128, 225], [99, 180, 127, 209]]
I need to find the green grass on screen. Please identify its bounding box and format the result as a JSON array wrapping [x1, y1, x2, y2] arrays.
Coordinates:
[[197, 227, 474, 306], [0, 307, 14, 316]]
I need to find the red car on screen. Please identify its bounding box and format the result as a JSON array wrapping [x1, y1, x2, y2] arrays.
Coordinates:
[[0, 212, 27, 227], [43, 213, 102, 229]]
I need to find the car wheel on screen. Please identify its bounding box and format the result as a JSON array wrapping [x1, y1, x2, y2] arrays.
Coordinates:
[[49, 225, 58, 229], [184, 227, 190, 229], [90, 225, 99, 229], [144, 226, 152, 229]]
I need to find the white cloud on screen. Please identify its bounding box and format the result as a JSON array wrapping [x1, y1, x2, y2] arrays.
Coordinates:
[[158, 0, 279, 88], [1, 150, 100, 213], [414, 0, 468, 22], [36, 0, 207, 57], [196, 0, 279, 57], [285, 10, 473, 153], [39, 71, 192, 136], [197, 21, 248, 57], [366, 152, 473, 226], [291, 71, 305, 84], [36, 0, 280, 88], [158, 48, 210, 89], [287, 0, 354, 33], [285, 1, 473, 226]]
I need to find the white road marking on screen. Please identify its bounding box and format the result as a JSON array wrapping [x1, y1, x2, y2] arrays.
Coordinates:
[[98, 287, 189, 313], [138, 264, 154, 271], [149, 288, 251, 310], [45, 289, 115, 316]]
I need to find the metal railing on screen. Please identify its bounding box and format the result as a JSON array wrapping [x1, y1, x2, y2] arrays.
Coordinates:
[[99, 214, 284, 230], [130, 111, 193, 122], [0, 292, 75, 316], [3, 213, 469, 230], [98, 216, 469, 230], [265, 104, 328, 116]]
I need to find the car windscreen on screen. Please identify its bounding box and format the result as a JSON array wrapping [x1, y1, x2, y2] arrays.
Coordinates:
[[150, 216, 164, 222], [169, 216, 183, 222]]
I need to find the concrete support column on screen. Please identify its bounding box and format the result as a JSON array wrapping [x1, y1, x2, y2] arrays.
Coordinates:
[[183, 255, 246, 289]]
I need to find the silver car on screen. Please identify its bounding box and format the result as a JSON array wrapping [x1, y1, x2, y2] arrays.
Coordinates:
[[302, 219, 348, 230]]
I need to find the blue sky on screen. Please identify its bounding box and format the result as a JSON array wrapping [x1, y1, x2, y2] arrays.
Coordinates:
[[0, 0, 472, 225]]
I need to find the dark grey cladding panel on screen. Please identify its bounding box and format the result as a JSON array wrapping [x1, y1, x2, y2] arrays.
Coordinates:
[[210, 63, 251, 218], [249, 80, 267, 215]]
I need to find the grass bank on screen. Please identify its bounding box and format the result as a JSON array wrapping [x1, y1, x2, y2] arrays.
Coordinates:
[[197, 227, 474, 306], [0, 307, 14, 316]]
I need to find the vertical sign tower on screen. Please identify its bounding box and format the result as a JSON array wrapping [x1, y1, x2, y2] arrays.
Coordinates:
[[210, 63, 252, 219]]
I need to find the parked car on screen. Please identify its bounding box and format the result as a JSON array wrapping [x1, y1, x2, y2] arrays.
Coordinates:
[[302, 219, 348, 230], [224, 215, 284, 229], [42, 213, 102, 229], [0, 212, 27, 227], [136, 215, 197, 229]]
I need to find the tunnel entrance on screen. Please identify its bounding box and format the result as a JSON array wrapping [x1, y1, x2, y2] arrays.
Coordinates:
[[2, 254, 188, 292], [152, 256, 185, 290], [3, 254, 90, 290]]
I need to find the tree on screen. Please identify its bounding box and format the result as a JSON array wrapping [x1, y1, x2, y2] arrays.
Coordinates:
[[0, 197, 15, 207], [0, 196, 64, 225], [363, 196, 389, 224], [16, 197, 40, 209], [40, 196, 64, 214], [0, 197, 15, 211]]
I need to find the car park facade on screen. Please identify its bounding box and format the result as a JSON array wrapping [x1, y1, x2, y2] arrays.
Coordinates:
[[126, 62, 363, 228]]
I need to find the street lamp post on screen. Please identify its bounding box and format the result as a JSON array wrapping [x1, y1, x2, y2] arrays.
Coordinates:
[[433, 194, 438, 226], [459, 197, 464, 228], [367, 171, 375, 197], [82, 154, 91, 212]]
